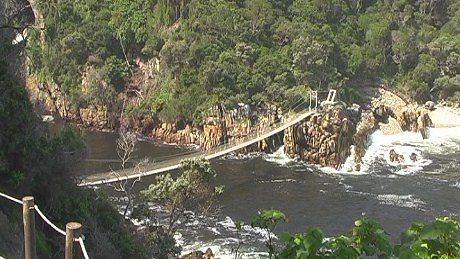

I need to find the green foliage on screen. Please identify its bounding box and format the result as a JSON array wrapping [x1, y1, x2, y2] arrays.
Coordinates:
[[84, 65, 117, 109], [109, 0, 153, 42], [263, 210, 460, 259], [48, 190, 148, 259], [351, 217, 393, 258], [36, 229, 52, 258], [278, 216, 392, 259], [395, 216, 460, 259], [142, 159, 218, 220], [279, 228, 326, 258], [28, 0, 460, 122], [50, 124, 86, 152], [252, 208, 287, 257], [252, 208, 287, 230], [0, 62, 50, 188], [146, 228, 181, 259], [141, 158, 222, 258], [142, 76, 174, 116], [1, 27, 148, 258]]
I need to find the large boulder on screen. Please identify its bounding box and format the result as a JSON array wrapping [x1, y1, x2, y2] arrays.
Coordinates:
[[181, 248, 213, 259]]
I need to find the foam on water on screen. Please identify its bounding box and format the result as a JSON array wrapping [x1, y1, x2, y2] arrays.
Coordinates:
[[178, 215, 272, 258], [221, 152, 265, 160], [357, 130, 430, 175], [263, 145, 295, 165], [224, 126, 459, 178], [376, 194, 426, 211], [322, 127, 460, 176], [451, 182, 460, 189], [258, 178, 297, 184]]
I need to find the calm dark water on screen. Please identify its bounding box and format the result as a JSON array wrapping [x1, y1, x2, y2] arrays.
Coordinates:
[[80, 127, 460, 257]]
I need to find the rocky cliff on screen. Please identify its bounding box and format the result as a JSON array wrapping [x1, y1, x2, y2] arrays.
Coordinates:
[[199, 103, 283, 153], [351, 88, 432, 171], [284, 104, 355, 168], [282, 87, 432, 171], [28, 65, 432, 171]]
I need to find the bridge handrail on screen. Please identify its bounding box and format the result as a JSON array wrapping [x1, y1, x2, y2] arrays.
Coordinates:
[[80, 107, 317, 185], [78, 89, 340, 186]]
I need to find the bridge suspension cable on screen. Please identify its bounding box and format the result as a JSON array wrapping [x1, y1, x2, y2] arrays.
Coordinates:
[[78, 89, 335, 186], [100, 94, 312, 164]]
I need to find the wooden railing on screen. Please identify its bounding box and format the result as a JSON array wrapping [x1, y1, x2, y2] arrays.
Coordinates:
[[0, 192, 89, 259]]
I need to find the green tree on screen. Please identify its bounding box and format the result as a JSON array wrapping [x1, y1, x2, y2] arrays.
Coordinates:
[[140, 158, 223, 258], [358, 12, 392, 71], [85, 66, 116, 110], [252, 208, 287, 257]]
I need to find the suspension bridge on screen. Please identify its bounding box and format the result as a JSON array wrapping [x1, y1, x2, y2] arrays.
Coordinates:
[[78, 90, 337, 186]]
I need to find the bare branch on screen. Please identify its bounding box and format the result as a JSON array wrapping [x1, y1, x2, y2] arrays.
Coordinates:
[[109, 129, 147, 218]]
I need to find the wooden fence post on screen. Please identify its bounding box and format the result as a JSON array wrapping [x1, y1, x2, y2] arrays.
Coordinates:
[[22, 196, 36, 259], [65, 222, 82, 259]]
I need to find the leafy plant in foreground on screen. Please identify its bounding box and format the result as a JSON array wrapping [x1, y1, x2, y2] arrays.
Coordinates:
[[252, 208, 287, 258], [254, 208, 460, 259], [395, 216, 460, 259]]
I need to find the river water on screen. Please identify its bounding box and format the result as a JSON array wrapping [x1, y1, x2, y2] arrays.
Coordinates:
[[79, 127, 460, 258]]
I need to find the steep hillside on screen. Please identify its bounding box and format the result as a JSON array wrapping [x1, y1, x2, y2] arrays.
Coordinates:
[[24, 0, 459, 130]]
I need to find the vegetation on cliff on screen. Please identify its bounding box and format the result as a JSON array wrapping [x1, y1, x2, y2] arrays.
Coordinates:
[[27, 0, 459, 126]]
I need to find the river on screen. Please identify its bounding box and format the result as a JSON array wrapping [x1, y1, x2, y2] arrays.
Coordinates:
[[79, 127, 460, 258]]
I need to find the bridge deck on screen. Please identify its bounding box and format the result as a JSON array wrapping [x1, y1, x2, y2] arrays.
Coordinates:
[[78, 109, 317, 186]]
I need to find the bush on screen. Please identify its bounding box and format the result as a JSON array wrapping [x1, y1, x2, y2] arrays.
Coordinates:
[[253, 208, 460, 259]]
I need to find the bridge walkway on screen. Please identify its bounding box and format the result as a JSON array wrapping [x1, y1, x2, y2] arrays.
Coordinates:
[[78, 90, 336, 186]]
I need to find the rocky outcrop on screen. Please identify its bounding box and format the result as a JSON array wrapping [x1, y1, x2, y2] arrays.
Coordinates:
[[353, 109, 380, 171], [80, 107, 109, 129], [284, 104, 355, 168], [283, 86, 433, 171], [152, 123, 199, 144], [26, 78, 72, 118], [199, 104, 282, 152], [394, 105, 432, 138], [351, 87, 433, 170], [181, 248, 213, 259], [121, 114, 158, 135], [120, 115, 199, 145], [366, 87, 432, 137]]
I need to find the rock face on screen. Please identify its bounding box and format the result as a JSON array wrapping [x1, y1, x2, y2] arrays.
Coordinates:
[[366, 87, 432, 137], [284, 104, 355, 168], [28, 76, 434, 172], [352, 103, 431, 170], [396, 105, 432, 138], [351, 87, 433, 170], [181, 248, 213, 259], [353, 110, 378, 171], [152, 122, 199, 145], [280, 87, 433, 171], [199, 104, 282, 152]]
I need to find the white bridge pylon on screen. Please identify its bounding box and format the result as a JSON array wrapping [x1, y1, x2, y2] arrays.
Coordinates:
[[78, 90, 337, 186]]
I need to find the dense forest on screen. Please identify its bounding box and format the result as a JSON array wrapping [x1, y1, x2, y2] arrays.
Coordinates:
[[28, 0, 460, 125]]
